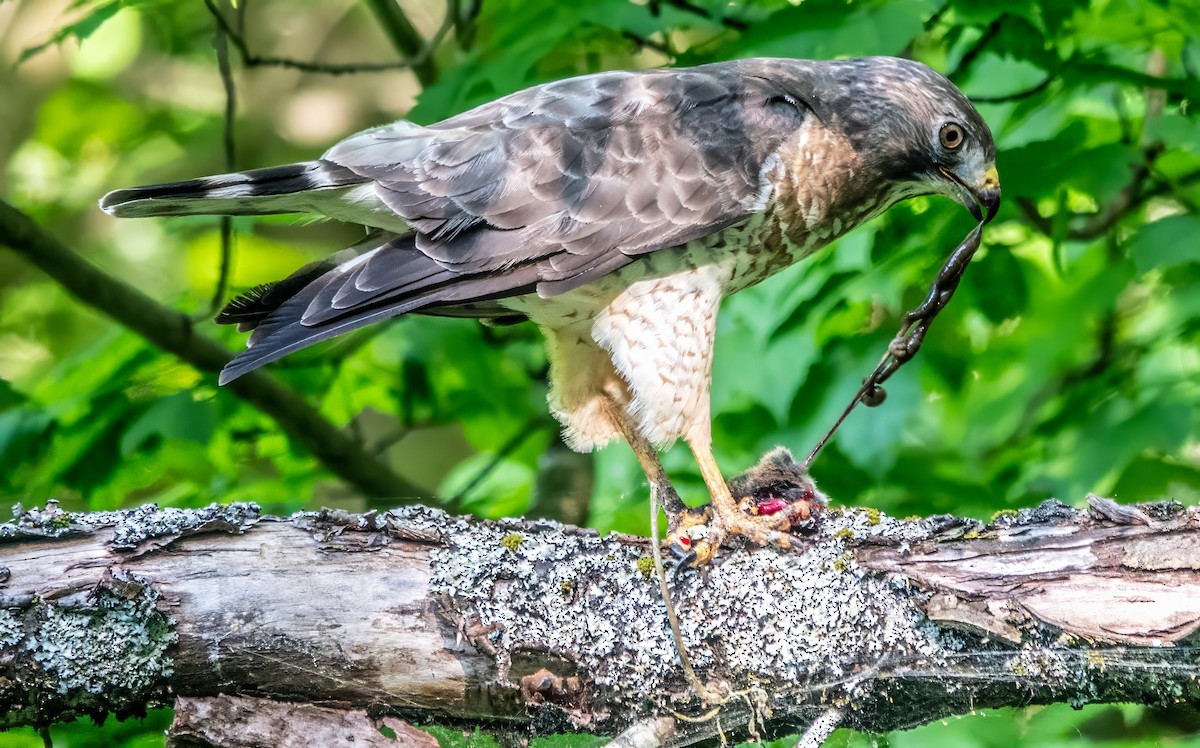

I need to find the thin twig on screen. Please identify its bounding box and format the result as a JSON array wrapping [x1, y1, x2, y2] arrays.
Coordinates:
[[237, 0, 249, 38], [1151, 167, 1200, 213], [922, 2, 949, 31], [656, 0, 748, 31], [986, 310, 1121, 464], [362, 0, 439, 85], [970, 75, 1054, 104], [1072, 59, 1200, 101], [447, 418, 550, 509], [1017, 138, 1170, 240], [949, 17, 1200, 103], [1013, 52, 1192, 250], [203, 4, 237, 320], [899, 2, 949, 59], [1017, 144, 1171, 242], [947, 16, 1005, 81], [201, 0, 452, 77], [370, 427, 413, 458], [649, 485, 721, 706], [623, 30, 674, 57], [795, 707, 843, 748]]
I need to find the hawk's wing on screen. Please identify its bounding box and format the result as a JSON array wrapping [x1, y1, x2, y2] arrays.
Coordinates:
[[220, 64, 809, 382], [325, 67, 804, 294]]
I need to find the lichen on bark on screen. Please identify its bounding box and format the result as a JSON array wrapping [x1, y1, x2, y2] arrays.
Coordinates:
[[420, 502, 981, 731], [0, 571, 175, 727]]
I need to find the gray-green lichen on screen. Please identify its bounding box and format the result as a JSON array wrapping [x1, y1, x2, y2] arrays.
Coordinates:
[[1, 500, 78, 540], [108, 502, 260, 549], [398, 500, 1200, 733], [408, 502, 966, 723], [0, 609, 22, 647], [0, 571, 175, 727], [0, 500, 260, 549]]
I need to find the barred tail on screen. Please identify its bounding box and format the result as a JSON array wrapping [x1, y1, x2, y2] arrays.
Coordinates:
[[98, 161, 366, 218]]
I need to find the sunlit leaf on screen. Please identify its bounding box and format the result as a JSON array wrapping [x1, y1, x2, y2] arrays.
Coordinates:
[[18, 1, 122, 64], [1126, 214, 1200, 273]]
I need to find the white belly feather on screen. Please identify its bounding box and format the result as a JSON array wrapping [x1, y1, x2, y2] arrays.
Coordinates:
[[504, 214, 819, 451]]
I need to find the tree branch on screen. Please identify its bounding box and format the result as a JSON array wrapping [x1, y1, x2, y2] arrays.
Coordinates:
[[1071, 60, 1200, 101], [3, 495, 1199, 744], [623, 30, 675, 57], [1017, 144, 1168, 241], [970, 75, 1054, 104], [0, 199, 425, 501], [651, 0, 749, 32], [362, 0, 439, 86], [446, 417, 552, 511], [947, 16, 1005, 82], [200, 0, 450, 77]]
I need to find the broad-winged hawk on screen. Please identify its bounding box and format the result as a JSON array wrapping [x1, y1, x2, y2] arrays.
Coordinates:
[[101, 56, 1000, 564]]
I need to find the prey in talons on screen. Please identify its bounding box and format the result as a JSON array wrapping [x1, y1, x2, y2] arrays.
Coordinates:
[[667, 448, 827, 578]]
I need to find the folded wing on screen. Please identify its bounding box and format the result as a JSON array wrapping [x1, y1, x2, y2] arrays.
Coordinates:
[[217, 64, 810, 380]]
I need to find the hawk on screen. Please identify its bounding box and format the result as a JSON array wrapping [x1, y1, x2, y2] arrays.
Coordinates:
[[101, 56, 1000, 565]]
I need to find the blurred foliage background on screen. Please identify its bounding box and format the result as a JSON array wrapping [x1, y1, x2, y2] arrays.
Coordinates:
[[1, 0, 1199, 745]]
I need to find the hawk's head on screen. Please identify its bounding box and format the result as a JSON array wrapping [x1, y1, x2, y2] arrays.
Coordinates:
[[792, 56, 1001, 224]]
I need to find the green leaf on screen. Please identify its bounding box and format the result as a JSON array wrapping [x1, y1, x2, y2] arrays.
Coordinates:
[[999, 125, 1140, 205], [734, 0, 938, 60], [0, 379, 26, 411], [1126, 214, 1200, 273], [119, 392, 218, 455], [417, 725, 502, 748], [19, 1, 123, 64], [0, 407, 55, 472], [1147, 113, 1200, 153]]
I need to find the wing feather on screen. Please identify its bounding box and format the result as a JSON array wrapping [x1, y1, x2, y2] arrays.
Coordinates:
[[220, 61, 814, 381], [321, 63, 805, 289]]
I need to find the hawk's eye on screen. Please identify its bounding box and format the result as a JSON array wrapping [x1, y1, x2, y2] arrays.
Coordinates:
[[939, 122, 965, 150]]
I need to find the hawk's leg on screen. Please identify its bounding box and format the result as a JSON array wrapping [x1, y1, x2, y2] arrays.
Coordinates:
[[601, 394, 724, 704], [600, 396, 710, 542]]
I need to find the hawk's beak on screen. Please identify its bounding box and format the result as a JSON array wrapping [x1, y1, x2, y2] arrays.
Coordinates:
[[940, 164, 1001, 224]]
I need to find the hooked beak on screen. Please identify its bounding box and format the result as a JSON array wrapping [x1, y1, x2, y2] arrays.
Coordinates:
[[940, 164, 1001, 224]]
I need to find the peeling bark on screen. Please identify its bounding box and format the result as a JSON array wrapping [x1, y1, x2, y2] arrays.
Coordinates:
[[168, 695, 437, 748], [1, 497, 1198, 746]]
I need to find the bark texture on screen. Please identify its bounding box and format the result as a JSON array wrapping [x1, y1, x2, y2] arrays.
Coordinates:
[[169, 695, 438, 748], [1, 497, 1198, 746]]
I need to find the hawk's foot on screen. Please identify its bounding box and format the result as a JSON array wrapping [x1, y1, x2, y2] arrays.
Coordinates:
[[665, 504, 714, 576], [673, 447, 827, 572]]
